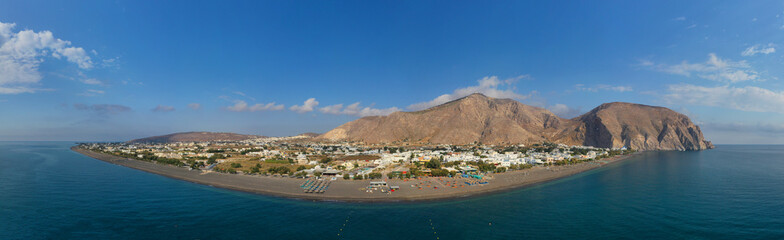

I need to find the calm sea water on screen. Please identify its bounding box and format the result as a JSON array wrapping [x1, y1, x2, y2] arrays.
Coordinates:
[[1, 142, 783, 239]]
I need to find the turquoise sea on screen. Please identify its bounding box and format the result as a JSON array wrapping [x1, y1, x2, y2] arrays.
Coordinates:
[[1, 142, 783, 239]]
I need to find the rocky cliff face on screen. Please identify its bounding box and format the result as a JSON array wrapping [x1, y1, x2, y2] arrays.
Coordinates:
[[575, 102, 714, 151], [319, 93, 714, 151]]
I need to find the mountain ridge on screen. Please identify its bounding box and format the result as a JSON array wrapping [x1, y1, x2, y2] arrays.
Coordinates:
[[127, 132, 262, 144], [319, 93, 714, 151]]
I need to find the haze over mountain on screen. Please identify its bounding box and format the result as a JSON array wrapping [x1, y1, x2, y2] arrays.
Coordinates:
[[319, 93, 714, 151], [127, 132, 262, 144]]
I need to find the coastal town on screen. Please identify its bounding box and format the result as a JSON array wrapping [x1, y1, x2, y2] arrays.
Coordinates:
[[75, 134, 632, 199]]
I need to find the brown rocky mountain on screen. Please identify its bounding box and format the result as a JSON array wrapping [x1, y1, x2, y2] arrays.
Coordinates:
[[575, 102, 714, 151], [319, 93, 713, 151], [128, 132, 262, 143]]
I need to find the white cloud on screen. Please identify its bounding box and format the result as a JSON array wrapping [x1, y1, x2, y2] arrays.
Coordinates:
[[74, 103, 130, 114], [358, 106, 401, 117], [319, 102, 400, 117], [188, 103, 201, 110], [741, 44, 776, 56], [641, 53, 759, 83], [673, 16, 686, 21], [575, 84, 633, 92], [342, 102, 362, 115], [249, 102, 284, 111], [80, 78, 103, 85], [56, 47, 92, 69], [227, 100, 284, 112], [686, 24, 697, 29], [101, 57, 119, 68], [319, 103, 344, 115], [231, 91, 256, 101], [290, 98, 319, 113], [703, 122, 784, 133], [548, 104, 583, 118], [78, 89, 105, 96], [407, 75, 533, 111], [152, 105, 175, 112], [0, 85, 35, 94], [226, 100, 248, 111], [0, 21, 94, 94], [666, 84, 784, 113], [700, 121, 784, 144]]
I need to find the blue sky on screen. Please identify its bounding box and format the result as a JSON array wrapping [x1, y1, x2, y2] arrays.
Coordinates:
[[1, 0, 783, 143]]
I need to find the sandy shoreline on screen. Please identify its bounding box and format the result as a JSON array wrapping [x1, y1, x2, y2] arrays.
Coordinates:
[[72, 146, 637, 203]]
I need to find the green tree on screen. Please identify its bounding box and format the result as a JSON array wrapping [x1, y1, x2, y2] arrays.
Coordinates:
[[296, 165, 307, 171], [426, 159, 441, 169], [354, 174, 363, 180], [431, 169, 449, 177], [343, 173, 350, 180], [408, 167, 422, 176], [267, 166, 291, 175], [190, 162, 201, 170]]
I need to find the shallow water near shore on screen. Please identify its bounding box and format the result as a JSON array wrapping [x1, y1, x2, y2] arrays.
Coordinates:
[[1, 142, 783, 239]]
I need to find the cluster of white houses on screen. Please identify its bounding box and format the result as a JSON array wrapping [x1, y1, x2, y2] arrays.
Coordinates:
[[79, 139, 627, 178]]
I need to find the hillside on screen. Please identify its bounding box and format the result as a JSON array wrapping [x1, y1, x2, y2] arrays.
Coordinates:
[[127, 132, 262, 144], [319, 93, 713, 151], [575, 102, 714, 151]]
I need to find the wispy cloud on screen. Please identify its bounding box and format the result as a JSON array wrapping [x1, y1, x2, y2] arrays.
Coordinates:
[[575, 84, 633, 92], [227, 100, 284, 112], [0, 21, 95, 94], [547, 103, 583, 118], [78, 89, 105, 96], [673, 16, 686, 21], [188, 103, 201, 110], [407, 75, 533, 111], [232, 91, 256, 101], [741, 44, 776, 56], [702, 122, 784, 134], [73, 103, 131, 114], [666, 84, 784, 113], [101, 57, 120, 68], [152, 105, 175, 112], [319, 102, 400, 117], [290, 98, 319, 113], [640, 53, 759, 83], [80, 78, 103, 85]]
